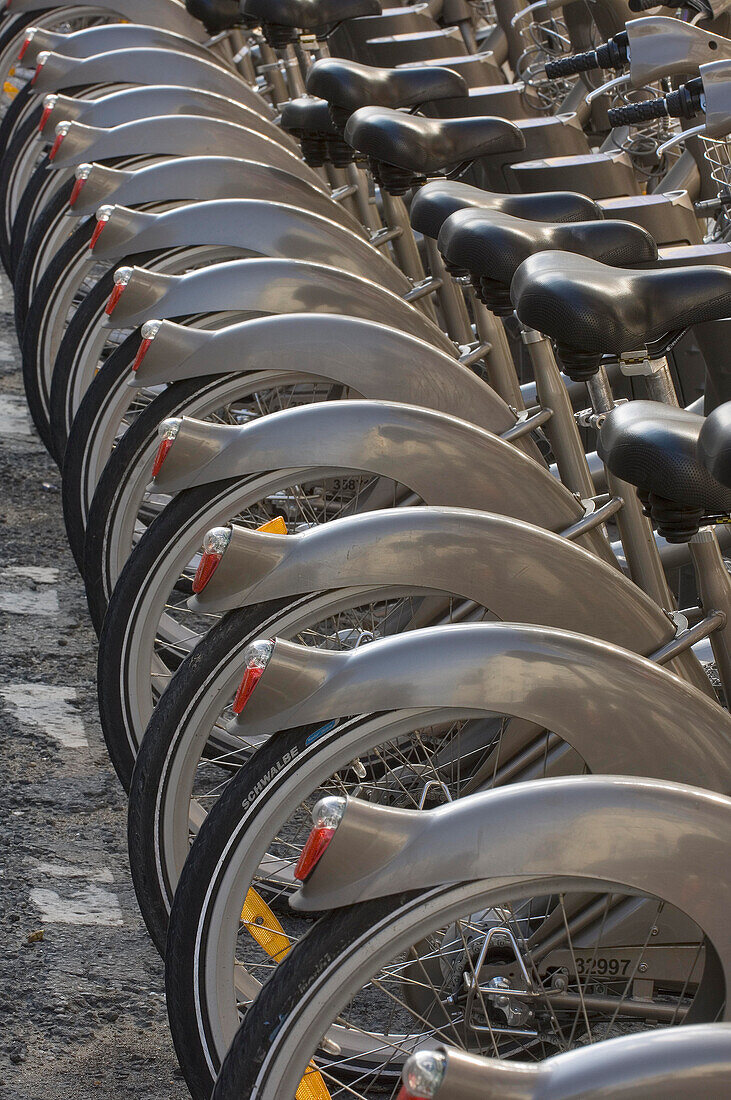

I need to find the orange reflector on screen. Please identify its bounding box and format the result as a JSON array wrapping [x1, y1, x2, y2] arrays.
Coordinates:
[[257, 516, 287, 534], [296, 1065, 332, 1100], [240, 888, 291, 961], [3, 81, 17, 99]]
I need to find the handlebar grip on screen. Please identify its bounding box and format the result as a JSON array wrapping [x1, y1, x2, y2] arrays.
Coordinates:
[[607, 98, 669, 126], [544, 49, 598, 79]]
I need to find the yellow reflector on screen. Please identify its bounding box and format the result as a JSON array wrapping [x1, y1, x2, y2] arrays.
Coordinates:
[[296, 1063, 331, 1100], [240, 887, 291, 962], [8, 66, 15, 77], [3, 82, 18, 99], [256, 516, 288, 535]]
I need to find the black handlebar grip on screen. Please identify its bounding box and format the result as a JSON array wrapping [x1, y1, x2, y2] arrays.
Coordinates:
[[544, 50, 599, 79], [607, 98, 669, 126]]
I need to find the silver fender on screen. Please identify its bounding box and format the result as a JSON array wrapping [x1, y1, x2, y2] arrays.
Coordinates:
[[113, 269, 453, 353], [91, 202, 407, 294], [433, 1025, 731, 1099], [153, 402, 613, 563], [41, 87, 293, 150], [22, 23, 223, 67], [50, 117, 308, 183], [10, 0, 206, 38], [193, 506, 674, 656], [33, 49, 268, 112], [70, 159, 331, 219], [236, 623, 731, 792], [293, 776, 731, 1004], [626, 17, 731, 89]]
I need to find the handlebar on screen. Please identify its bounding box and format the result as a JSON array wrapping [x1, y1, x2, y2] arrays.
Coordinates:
[[607, 78, 705, 127], [543, 32, 629, 80]]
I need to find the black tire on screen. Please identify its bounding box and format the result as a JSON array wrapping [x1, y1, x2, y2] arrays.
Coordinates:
[[127, 598, 290, 956], [163, 720, 326, 1100], [14, 177, 75, 335], [62, 328, 144, 576], [21, 217, 95, 453], [0, 79, 36, 182], [5, 100, 49, 276], [49, 265, 118, 463], [97, 476, 240, 791], [80, 372, 212, 625], [0, 141, 54, 279]]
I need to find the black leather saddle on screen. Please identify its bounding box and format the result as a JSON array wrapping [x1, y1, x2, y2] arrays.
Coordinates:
[[699, 402, 731, 490], [185, 0, 241, 33], [440, 209, 657, 314], [281, 96, 351, 166], [241, 0, 381, 40], [307, 58, 467, 130], [410, 180, 601, 241], [344, 106, 525, 193], [599, 401, 731, 541], [512, 252, 731, 373]]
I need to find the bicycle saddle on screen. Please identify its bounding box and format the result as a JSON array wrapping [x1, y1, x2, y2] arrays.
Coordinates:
[[281, 96, 339, 135], [441, 210, 657, 314], [185, 0, 241, 32], [307, 59, 467, 123], [512, 252, 731, 367], [345, 106, 525, 187], [410, 180, 601, 241], [242, 0, 381, 31], [599, 401, 731, 540], [699, 402, 731, 489]]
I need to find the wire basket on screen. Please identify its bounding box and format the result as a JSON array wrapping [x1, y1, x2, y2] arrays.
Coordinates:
[[514, 11, 576, 112], [607, 83, 682, 190], [699, 134, 731, 240]]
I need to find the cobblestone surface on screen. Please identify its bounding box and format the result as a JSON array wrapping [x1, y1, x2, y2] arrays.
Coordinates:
[[0, 272, 188, 1099]]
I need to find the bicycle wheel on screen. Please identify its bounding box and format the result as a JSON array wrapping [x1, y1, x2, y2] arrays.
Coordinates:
[[128, 591, 494, 952], [79, 369, 348, 617], [98, 466, 413, 790], [14, 177, 75, 334], [168, 759, 720, 1100]]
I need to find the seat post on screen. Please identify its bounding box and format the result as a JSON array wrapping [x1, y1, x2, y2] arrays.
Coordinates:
[[690, 527, 731, 698]]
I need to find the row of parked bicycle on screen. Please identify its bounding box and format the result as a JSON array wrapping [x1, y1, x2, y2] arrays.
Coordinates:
[[4, 0, 731, 1094]]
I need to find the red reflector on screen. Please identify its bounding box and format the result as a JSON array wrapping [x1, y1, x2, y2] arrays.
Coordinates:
[[18, 36, 31, 61], [105, 281, 127, 315], [192, 551, 222, 594], [151, 436, 174, 478], [31, 61, 43, 85], [231, 665, 265, 715], [48, 131, 65, 161], [69, 175, 87, 207], [131, 337, 153, 372], [90, 219, 109, 251], [38, 104, 53, 133], [294, 826, 337, 882]]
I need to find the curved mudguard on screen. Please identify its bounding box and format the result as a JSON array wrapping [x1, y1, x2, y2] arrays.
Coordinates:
[[433, 1025, 731, 1099], [91, 201, 406, 294], [8, 0, 209, 41], [153, 401, 613, 563], [293, 774, 731, 1000], [626, 17, 731, 90], [50, 116, 308, 183], [236, 623, 731, 791], [69, 159, 333, 220], [40, 87, 293, 151], [22, 23, 226, 68], [192, 506, 674, 656], [33, 49, 268, 113], [113, 267, 453, 352]]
